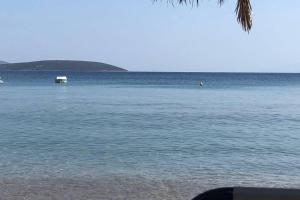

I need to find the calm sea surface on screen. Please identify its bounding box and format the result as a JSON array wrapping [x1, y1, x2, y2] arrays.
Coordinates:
[[1, 72, 300, 190]]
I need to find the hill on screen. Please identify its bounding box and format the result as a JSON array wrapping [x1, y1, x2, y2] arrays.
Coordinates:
[[0, 61, 8, 65], [0, 60, 127, 72]]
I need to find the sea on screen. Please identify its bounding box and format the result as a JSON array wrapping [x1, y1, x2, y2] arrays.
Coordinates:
[[0, 72, 300, 199]]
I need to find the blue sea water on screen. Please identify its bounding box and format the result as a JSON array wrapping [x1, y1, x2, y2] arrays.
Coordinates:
[[0, 72, 300, 188]]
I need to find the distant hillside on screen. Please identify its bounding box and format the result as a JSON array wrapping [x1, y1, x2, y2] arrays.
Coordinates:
[[0, 60, 127, 72], [0, 61, 8, 65]]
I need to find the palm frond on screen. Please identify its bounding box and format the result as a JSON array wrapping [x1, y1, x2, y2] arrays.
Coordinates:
[[235, 0, 252, 32], [154, 0, 253, 32], [218, 0, 225, 6]]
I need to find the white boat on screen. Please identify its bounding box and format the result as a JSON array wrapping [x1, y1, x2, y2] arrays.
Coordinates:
[[0, 77, 3, 84], [55, 76, 67, 84]]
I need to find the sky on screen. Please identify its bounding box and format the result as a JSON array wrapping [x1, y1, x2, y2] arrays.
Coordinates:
[[0, 0, 300, 72]]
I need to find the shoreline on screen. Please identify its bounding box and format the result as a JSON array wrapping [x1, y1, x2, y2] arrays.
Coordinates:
[[1, 175, 300, 200], [0, 176, 204, 200]]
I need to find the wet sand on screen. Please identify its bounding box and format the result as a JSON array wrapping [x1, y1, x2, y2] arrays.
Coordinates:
[[0, 176, 205, 200]]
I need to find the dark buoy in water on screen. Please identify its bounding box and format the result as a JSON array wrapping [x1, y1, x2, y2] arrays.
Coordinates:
[[192, 187, 300, 200], [199, 81, 204, 87]]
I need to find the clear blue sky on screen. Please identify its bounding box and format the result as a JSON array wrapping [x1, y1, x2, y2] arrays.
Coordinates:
[[0, 0, 299, 72]]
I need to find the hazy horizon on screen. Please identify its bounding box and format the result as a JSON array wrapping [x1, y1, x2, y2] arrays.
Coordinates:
[[1, 1, 299, 72], [2, 59, 300, 73]]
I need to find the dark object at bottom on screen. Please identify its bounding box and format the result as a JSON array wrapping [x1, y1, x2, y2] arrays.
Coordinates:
[[192, 187, 300, 200], [192, 188, 233, 200]]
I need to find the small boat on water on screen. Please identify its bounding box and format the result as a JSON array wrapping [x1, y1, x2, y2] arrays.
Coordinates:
[[55, 76, 67, 84], [0, 77, 4, 84]]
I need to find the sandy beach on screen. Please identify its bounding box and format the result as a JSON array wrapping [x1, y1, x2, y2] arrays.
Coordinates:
[[0, 176, 206, 200]]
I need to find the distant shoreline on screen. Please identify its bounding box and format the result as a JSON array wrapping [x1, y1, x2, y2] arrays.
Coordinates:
[[1, 70, 300, 74], [0, 60, 127, 72]]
